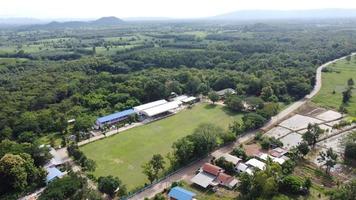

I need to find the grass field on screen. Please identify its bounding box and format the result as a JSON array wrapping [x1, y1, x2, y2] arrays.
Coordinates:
[[80, 103, 242, 190], [312, 57, 356, 116]]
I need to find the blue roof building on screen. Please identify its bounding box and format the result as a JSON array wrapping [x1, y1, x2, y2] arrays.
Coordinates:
[[168, 186, 196, 200], [46, 167, 64, 183], [96, 109, 136, 128]]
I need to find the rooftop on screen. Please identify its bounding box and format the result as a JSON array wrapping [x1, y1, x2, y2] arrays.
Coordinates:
[[96, 109, 135, 124], [191, 171, 216, 188], [46, 167, 64, 183], [202, 163, 224, 176], [246, 158, 266, 170], [269, 147, 289, 158], [168, 186, 196, 200], [141, 101, 179, 117], [220, 153, 242, 165], [181, 96, 197, 103], [172, 95, 189, 102], [133, 99, 167, 112], [216, 88, 236, 96], [258, 153, 275, 161], [216, 172, 233, 184]]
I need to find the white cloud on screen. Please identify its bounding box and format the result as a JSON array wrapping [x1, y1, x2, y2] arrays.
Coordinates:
[[1, 0, 356, 18]]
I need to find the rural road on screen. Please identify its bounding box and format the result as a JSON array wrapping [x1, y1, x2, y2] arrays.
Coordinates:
[[127, 53, 355, 200]]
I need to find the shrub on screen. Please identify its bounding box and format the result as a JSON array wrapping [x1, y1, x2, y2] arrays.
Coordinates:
[[231, 147, 248, 161], [280, 175, 307, 195]]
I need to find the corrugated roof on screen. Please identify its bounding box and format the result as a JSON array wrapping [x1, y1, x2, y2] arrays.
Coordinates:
[[246, 158, 266, 170], [220, 153, 242, 165], [181, 96, 197, 103], [141, 101, 179, 117], [133, 100, 167, 112], [168, 186, 196, 200], [216, 173, 233, 184], [173, 95, 189, 102], [46, 167, 64, 183], [202, 163, 223, 176], [96, 109, 135, 124], [191, 171, 216, 188], [216, 88, 236, 96]]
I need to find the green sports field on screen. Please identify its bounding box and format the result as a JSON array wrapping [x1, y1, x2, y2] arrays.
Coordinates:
[[80, 103, 242, 190], [312, 57, 356, 116]]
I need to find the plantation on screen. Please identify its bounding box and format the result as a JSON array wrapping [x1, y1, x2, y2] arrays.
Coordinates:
[[80, 103, 242, 190]]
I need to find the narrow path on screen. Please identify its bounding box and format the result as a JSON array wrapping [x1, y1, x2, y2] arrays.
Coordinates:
[[127, 53, 356, 200]]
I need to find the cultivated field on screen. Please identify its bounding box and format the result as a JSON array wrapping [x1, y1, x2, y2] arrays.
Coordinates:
[[312, 57, 356, 116], [80, 103, 242, 190]]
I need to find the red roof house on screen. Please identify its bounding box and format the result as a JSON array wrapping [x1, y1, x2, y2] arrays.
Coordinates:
[[202, 163, 224, 176]]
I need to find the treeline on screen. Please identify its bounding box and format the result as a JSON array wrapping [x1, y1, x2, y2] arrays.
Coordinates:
[[0, 23, 356, 152]]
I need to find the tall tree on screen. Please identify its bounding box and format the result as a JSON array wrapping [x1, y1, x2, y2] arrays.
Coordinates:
[[342, 88, 352, 103], [98, 175, 126, 198], [297, 142, 310, 158], [317, 148, 338, 174], [302, 124, 324, 148], [208, 91, 219, 104], [142, 154, 165, 184]]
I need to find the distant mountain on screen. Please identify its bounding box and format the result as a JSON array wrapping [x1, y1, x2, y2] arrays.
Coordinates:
[[213, 9, 356, 20], [0, 17, 48, 25], [27, 16, 124, 29], [91, 16, 124, 25]]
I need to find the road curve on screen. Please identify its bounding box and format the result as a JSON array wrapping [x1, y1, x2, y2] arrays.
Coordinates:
[[127, 53, 355, 200]]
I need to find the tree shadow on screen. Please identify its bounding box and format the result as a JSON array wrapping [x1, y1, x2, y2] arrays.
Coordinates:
[[221, 106, 241, 117], [204, 104, 217, 109]]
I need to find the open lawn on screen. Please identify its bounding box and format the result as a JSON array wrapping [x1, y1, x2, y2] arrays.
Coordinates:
[[312, 57, 356, 116], [80, 103, 242, 190]]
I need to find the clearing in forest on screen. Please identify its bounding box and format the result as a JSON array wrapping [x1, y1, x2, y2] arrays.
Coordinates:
[[80, 103, 242, 190]]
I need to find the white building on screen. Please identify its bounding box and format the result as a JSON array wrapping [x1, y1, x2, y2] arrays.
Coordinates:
[[246, 158, 266, 171]]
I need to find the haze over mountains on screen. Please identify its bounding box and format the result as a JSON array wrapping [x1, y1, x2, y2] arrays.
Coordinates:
[[213, 9, 356, 20], [30, 16, 124, 29], [1, 9, 356, 27]]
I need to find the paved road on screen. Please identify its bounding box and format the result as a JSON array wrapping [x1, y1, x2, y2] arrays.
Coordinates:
[[128, 53, 355, 200]]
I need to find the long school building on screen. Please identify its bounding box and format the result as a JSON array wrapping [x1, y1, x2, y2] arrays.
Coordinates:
[[95, 109, 136, 128]]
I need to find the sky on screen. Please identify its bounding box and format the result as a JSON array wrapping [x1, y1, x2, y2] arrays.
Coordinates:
[[1, 0, 356, 19]]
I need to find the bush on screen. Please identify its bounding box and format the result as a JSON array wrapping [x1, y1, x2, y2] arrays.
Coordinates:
[[280, 175, 307, 195], [231, 147, 248, 161], [260, 136, 283, 150], [242, 113, 267, 130], [214, 157, 235, 175]]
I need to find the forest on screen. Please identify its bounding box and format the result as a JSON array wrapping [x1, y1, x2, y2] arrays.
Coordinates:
[[1, 20, 356, 198]]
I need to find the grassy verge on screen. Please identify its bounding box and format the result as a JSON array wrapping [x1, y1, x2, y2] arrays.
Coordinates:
[[312, 58, 356, 116]]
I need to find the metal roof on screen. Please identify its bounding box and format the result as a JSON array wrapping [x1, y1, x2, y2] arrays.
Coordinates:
[[172, 95, 189, 102], [46, 167, 64, 183], [220, 153, 242, 165], [96, 109, 135, 124], [133, 100, 167, 112], [246, 158, 266, 170], [141, 101, 179, 117], [181, 96, 197, 103], [168, 186, 196, 200], [191, 171, 216, 188], [216, 88, 236, 96]]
